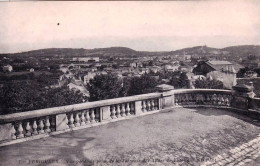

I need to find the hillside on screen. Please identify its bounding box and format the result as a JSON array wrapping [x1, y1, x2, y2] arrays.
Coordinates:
[[1, 45, 260, 58], [0, 47, 152, 58], [168, 45, 224, 56], [222, 45, 260, 57]]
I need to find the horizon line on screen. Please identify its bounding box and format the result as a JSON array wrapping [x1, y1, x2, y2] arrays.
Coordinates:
[[1, 44, 260, 55]]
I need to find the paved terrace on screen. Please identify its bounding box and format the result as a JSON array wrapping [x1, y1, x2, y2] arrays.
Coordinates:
[[1, 107, 260, 166]]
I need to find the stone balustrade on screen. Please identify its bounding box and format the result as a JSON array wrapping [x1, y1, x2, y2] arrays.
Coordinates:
[[0, 85, 260, 146], [0, 92, 162, 146], [173, 89, 233, 108]]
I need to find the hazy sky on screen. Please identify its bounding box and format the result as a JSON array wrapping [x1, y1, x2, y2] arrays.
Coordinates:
[[0, 1, 260, 53]]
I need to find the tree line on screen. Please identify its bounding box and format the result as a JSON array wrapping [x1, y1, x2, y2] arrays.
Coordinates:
[[0, 71, 223, 115]]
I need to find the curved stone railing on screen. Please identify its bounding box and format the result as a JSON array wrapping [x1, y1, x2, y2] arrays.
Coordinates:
[[0, 92, 162, 146], [0, 87, 259, 146], [173, 89, 233, 108]]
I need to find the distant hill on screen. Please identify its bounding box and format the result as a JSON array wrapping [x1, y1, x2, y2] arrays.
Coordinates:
[[167, 45, 224, 56], [0, 47, 150, 58], [221, 45, 260, 57], [1, 45, 260, 58]]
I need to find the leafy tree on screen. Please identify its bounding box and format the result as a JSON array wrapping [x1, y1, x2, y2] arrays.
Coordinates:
[[179, 72, 190, 88], [237, 67, 249, 78], [86, 74, 123, 101], [169, 72, 190, 89], [127, 74, 159, 96], [0, 81, 87, 115], [194, 78, 223, 89], [247, 55, 257, 60], [120, 77, 131, 97], [253, 68, 260, 77]]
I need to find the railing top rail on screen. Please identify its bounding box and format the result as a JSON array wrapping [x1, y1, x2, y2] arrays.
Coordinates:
[[0, 92, 161, 123], [170, 89, 232, 95]]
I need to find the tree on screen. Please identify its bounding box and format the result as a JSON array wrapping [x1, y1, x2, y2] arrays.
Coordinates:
[[86, 74, 123, 101], [120, 77, 131, 97], [169, 72, 190, 89], [0, 81, 87, 115], [179, 72, 190, 88], [127, 74, 159, 96], [237, 67, 249, 78], [194, 78, 223, 89]]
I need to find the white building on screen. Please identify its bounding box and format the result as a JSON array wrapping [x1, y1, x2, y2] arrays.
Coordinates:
[[72, 57, 99, 62], [83, 72, 96, 84], [2, 65, 13, 72]]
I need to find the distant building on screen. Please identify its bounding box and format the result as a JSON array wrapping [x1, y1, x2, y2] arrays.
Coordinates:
[[164, 64, 179, 72], [72, 57, 99, 62], [83, 72, 96, 84], [179, 65, 193, 72], [2, 65, 13, 72], [193, 60, 244, 89], [193, 61, 243, 75]]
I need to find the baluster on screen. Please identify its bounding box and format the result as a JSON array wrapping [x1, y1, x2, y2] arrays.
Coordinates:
[[142, 101, 146, 112], [32, 120, 38, 135], [147, 100, 151, 111], [183, 94, 187, 104], [121, 104, 126, 117], [175, 95, 179, 106], [25, 121, 31, 137], [116, 105, 121, 118], [206, 94, 211, 104], [217, 94, 221, 105], [150, 99, 155, 110], [212, 94, 217, 105], [224, 96, 230, 106], [80, 110, 86, 126], [197, 94, 204, 104], [189, 94, 194, 104], [220, 95, 225, 106], [11, 124, 16, 139], [202, 94, 206, 104], [111, 106, 117, 119], [17, 122, 24, 138], [130, 102, 135, 114], [195, 94, 199, 104], [181, 95, 184, 104], [90, 109, 96, 123], [50, 116, 56, 131], [178, 95, 182, 104], [85, 110, 91, 123], [64, 115, 69, 128], [125, 103, 130, 116], [69, 114, 75, 128], [154, 99, 158, 110], [38, 119, 45, 134], [183, 94, 188, 104], [45, 117, 51, 133], [74, 112, 80, 127]]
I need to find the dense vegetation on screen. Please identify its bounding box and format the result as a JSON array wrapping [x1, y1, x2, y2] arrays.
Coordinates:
[[194, 78, 223, 89], [86, 73, 160, 101], [0, 74, 87, 115]]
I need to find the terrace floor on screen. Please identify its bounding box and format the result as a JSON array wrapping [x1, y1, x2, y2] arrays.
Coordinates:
[[0, 107, 260, 166]]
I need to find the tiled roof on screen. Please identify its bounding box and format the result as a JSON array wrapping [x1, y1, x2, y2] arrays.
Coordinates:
[[208, 61, 232, 65], [205, 61, 243, 73]]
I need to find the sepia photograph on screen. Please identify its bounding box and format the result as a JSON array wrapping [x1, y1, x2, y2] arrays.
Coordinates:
[[0, 1, 260, 165]]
